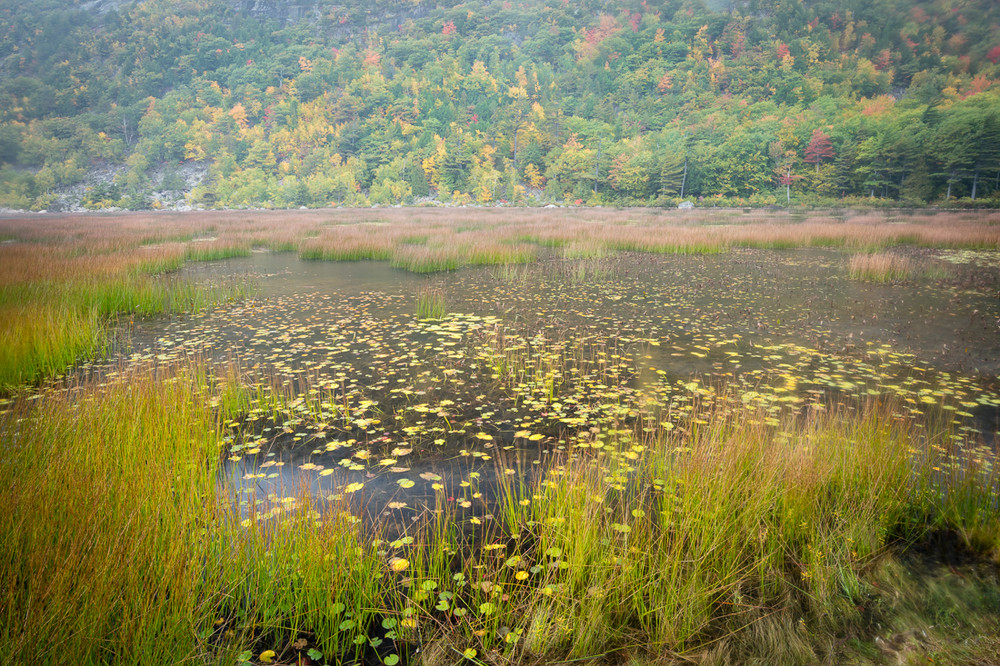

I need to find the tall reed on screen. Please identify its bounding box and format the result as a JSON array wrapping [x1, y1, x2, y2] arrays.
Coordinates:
[[0, 364, 387, 664], [848, 252, 914, 282], [416, 286, 447, 320], [407, 400, 999, 663]]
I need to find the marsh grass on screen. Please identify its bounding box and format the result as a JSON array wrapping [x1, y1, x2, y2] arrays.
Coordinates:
[[0, 272, 252, 390], [1, 360, 998, 664], [0, 224, 257, 390], [0, 364, 388, 665], [561, 240, 608, 259], [390, 242, 535, 273], [416, 287, 447, 320], [565, 258, 614, 284], [185, 239, 253, 261], [0, 300, 105, 390], [401, 400, 999, 664], [2, 209, 1000, 663], [489, 262, 530, 285], [849, 252, 914, 282], [0, 365, 226, 662], [3, 208, 998, 390]]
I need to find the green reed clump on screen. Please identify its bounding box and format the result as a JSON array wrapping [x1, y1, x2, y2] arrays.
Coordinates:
[[566, 258, 612, 284], [265, 239, 300, 252], [610, 239, 725, 255], [391, 249, 460, 272], [0, 365, 389, 665], [0, 300, 105, 390], [515, 233, 567, 249], [185, 241, 253, 262], [0, 273, 252, 391], [388, 242, 535, 273], [299, 244, 393, 262], [806, 235, 849, 248], [400, 234, 431, 245], [404, 400, 999, 664], [736, 237, 799, 249], [416, 287, 447, 320], [489, 262, 530, 285], [561, 240, 608, 259], [0, 366, 225, 663], [466, 244, 536, 266], [137, 252, 187, 275], [213, 497, 387, 662]]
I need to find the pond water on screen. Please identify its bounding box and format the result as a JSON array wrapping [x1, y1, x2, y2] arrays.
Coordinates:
[[86, 248, 1000, 527]]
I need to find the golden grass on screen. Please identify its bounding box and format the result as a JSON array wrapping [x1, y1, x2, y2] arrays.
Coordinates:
[[0, 363, 386, 664], [848, 252, 914, 282]]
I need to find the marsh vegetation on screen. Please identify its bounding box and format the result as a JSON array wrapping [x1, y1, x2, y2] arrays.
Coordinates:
[[2, 208, 1000, 665]]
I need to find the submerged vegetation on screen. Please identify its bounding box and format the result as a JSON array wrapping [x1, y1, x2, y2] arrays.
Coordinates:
[[1, 209, 1000, 664]]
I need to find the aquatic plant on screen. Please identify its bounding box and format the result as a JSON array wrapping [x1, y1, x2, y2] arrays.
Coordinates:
[[849, 252, 914, 282], [0, 364, 388, 665], [1, 208, 999, 663], [2, 207, 998, 393], [3, 343, 1000, 665], [416, 287, 447, 320], [396, 398, 1000, 663]]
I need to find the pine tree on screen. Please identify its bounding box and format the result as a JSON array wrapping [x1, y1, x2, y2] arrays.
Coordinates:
[[659, 151, 686, 196]]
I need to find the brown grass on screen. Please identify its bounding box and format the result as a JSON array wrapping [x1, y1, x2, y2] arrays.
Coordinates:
[[2, 207, 998, 276], [848, 252, 914, 282]]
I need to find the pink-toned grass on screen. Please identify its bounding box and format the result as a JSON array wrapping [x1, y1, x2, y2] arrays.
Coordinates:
[[848, 252, 914, 282], [1, 207, 997, 388], [3, 209, 998, 277]]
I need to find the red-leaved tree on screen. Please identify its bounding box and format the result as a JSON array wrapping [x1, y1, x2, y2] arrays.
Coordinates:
[[804, 129, 834, 173]]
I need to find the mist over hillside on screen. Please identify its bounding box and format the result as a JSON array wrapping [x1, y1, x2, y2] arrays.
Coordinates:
[[1, 0, 998, 210]]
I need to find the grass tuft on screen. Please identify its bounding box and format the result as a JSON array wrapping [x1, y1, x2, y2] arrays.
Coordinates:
[[416, 287, 447, 320], [0, 364, 386, 664], [849, 252, 914, 282]]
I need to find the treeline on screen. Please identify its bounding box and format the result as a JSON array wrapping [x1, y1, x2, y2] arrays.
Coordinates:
[[0, 0, 999, 210]]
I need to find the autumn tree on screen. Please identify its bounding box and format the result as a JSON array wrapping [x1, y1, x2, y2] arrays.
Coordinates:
[[3, 0, 1000, 209], [803, 129, 834, 173]]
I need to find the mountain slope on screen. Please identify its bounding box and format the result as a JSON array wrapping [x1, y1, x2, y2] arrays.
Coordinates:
[[1, 0, 998, 209]]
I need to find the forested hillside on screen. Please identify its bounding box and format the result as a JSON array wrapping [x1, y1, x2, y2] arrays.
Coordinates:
[[1, 0, 999, 210]]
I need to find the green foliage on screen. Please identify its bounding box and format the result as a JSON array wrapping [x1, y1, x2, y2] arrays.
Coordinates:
[[1, 0, 1000, 208]]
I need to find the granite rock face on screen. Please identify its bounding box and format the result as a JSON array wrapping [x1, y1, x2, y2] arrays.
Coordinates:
[[238, 0, 317, 23]]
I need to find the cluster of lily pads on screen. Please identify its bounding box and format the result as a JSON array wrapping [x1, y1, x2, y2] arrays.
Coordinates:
[[13, 247, 985, 527]]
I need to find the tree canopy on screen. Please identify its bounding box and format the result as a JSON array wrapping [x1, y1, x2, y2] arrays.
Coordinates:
[[1, 0, 999, 210]]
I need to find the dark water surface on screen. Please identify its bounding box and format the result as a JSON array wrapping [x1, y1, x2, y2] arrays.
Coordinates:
[[86, 248, 1000, 523]]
